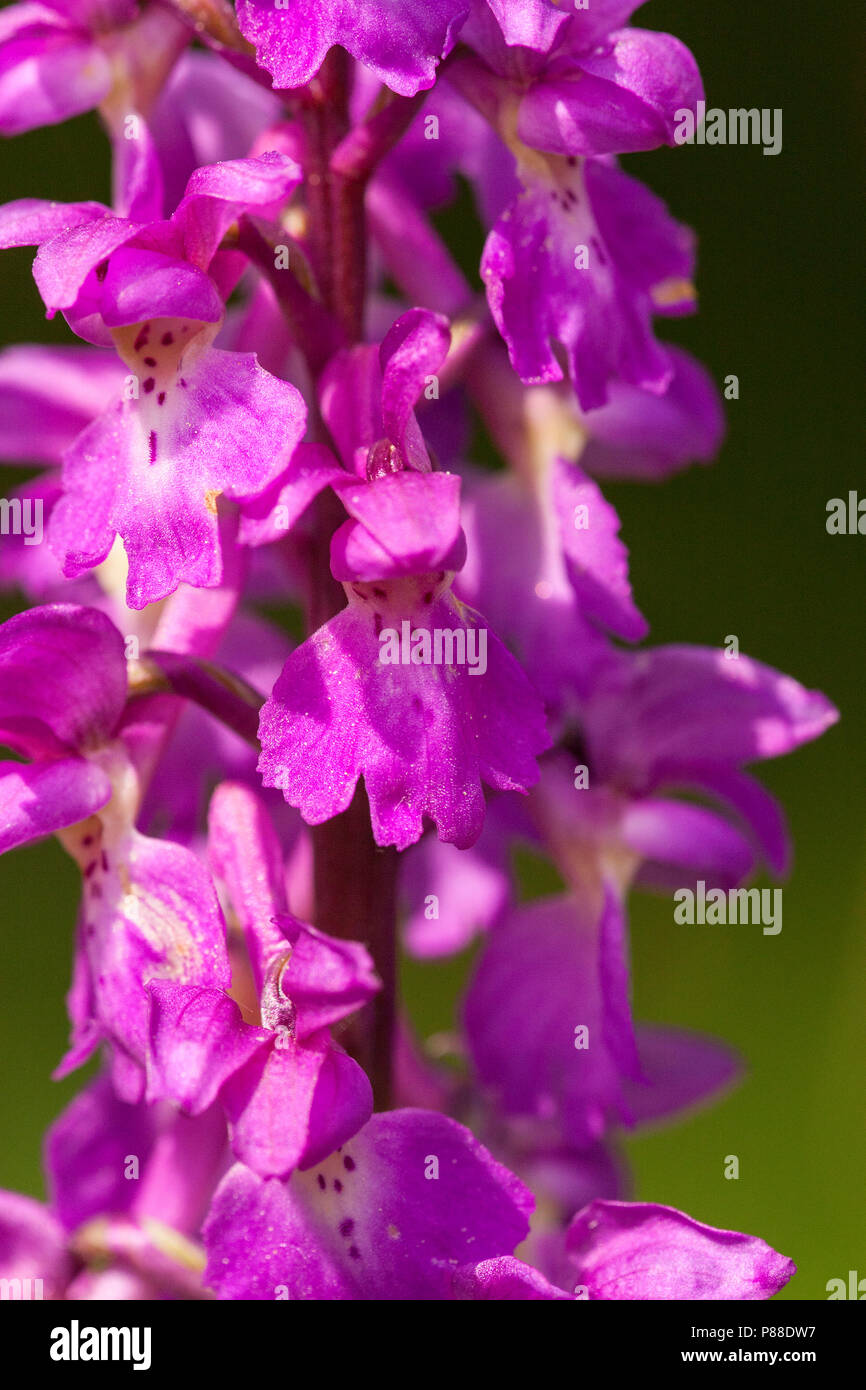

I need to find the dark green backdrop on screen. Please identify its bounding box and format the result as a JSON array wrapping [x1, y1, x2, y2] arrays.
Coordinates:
[[0, 2, 862, 1299]]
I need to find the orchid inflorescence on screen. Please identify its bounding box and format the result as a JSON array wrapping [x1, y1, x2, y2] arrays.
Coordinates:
[[0, 0, 838, 1301]]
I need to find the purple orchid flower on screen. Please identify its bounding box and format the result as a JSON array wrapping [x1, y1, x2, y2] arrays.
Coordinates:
[[257, 308, 550, 850], [0, 1073, 227, 1299], [0, 1, 189, 137], [0, 153, 307, 607], [459, 0, 703, 157], [0, 604, 231, 1098], [463, 894, 740, 1151], [469, 337, 726, 484], [481, 154, 697, 408], [235, 0, 470, 98], [0, 0, 841, 1307], [145, 781, 377, 1175]]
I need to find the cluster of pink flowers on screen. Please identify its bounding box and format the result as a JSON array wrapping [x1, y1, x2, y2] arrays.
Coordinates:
[[0, 1, 837, 1300]]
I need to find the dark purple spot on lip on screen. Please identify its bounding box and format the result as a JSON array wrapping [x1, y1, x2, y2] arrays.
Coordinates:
[[143, 378, 155, 394], [157, 392, 166, 405], [333, 1179, 343, 1193], [316, 1174, 326, 1191], [161, 331, 174, 346], [423, 591, 433, 604], [179, 378, 187, 389], [343, 1156, 356, 1172], [82, 835, 94, 847], [95, 259, 109, 282], [372, 586, 386, 599], [101, 851, 109, 871], [84, 860, 97, 878], [143, 356, 157, 367], [149, 431, 157, 464], [567, 155, 577, 167], [134, 326, 150, 352], [339, 1218, 354, 1238], [348, 1246, 361, 1261], [373, 613, 382, 636]]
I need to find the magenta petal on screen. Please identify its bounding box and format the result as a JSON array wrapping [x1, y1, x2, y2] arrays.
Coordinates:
[[331, 471, 464, 577], [566, 1200, 796, 1299], [77, 829, 231, 1073], [49, 345, 306, 607], [621, 797, 755, 888], [0, 757, 111, 854], [236, 0, 469, 98], [45, 1073, 158, 1231], [481, 0, 569, 52], [203, 1110, 533, 1299], [402, 827, 509, 957], [0, 196, 108, 250], [579, 346, 725, 479], [274, 917, 380, 1039], [33, 213, 142, 314], [378, 307, 450, 469], [0, 29, 112, 135], [518, 30, 703, 157], [664, 764, 791, 878], [99, 247, 224, 326], [554, 458, 647, 641], [0, 1191, 71, 1298], [299, 1044, 375, 1169], [319, 343, 384, 471], [464, 896, 621, 1144], [482, 160, 681, 407], [176, 152, 303, 270], [598, 883, 642, 1083], [237, 442, 344, 548], [222, 1034, 371, 1179], [586, 645, 840, 785], [0, 603, 126, 757], [628, 1027, 741, 1126], [207, 781, 288, 989], [0, 343, 124, 466], [146, 981, 270, 1113], [258, 595, 549, 850]]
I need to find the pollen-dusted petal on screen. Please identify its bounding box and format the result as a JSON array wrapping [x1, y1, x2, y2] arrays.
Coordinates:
[[452, 1255, 569, 1299]]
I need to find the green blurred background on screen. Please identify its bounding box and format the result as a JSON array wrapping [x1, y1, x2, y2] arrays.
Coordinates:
[[0, 2, 862, 1299]]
